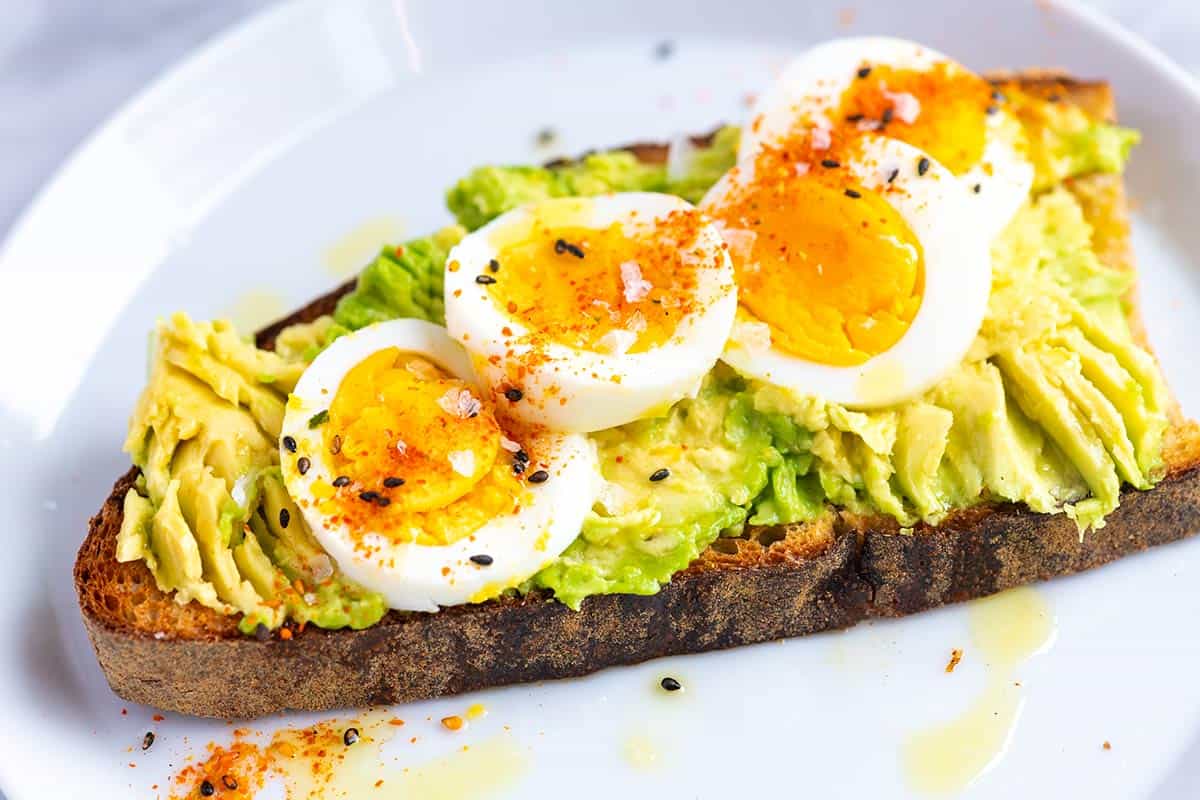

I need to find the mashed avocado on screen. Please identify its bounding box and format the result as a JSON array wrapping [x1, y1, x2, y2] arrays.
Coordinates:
[[120, 94, 1163, 623], [446, 126, 740, 231], [1004, 88, 1141, 192], [118, 313, 387, 632], [332, 225, 464, 330]]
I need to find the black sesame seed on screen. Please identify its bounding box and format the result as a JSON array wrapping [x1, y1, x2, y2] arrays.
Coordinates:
[[660, 676, 682, 692], [972, 183, 982, 194], [296, 457, 311, 475], [333, 475, 351, 488], [383, 476, 405, 488], [991, 89, 1005, 102], [488, 258, 500, 273], [475, 274, 497, 285], [820, 158, 841, 168], [528, 469, 550, 484], [986, 104, 999, 116], [856, 66, 872, 79], [254, 623, 271, 642], [278, 508, 290, 529], [535, 127, 557, 147], [142, 731, 155, 751], [470, 554, 494, 566], [343, 728, 360, 746], [554, 239, 585, 258], [504, 387, 524, 402], [307, 409, 329, 428], [845, 113, 864, 123], [330, 435, 343, 455], [844, 188, 862, 199], [649, 468, 671, 482], [200, 780, 215, 797], [359, 490, 379, 502], [515, 449, 530, 462], [282, 436, 297, 453], [1048, 93, 1061, 103], [917, 156, 931, 176], [880, 107, 894, 125], [512, 459, 527, 475], [376, 496, 391, 508], [887, 168, 900, 184], [221, 775, 238, 791]]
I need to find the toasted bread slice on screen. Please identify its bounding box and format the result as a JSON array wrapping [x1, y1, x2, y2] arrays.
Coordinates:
[[75, 75, 1200, 719]]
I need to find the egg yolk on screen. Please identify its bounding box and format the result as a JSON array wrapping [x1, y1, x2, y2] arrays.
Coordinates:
[[708, 149, 924, 367], [482, 201, 710, 354], [836, 62, 994, 175], [317, 348, 527, 547]]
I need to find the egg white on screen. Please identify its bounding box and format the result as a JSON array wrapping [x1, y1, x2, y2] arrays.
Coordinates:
[[279, 318, 602, 612], [703, 136, 992, 408], [445, 192, 737, 433], [744, 36, 1033, 240]]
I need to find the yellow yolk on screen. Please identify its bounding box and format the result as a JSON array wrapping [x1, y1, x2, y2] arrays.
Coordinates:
[[836, 62, 994, 175], [709, 156, 924, 367], [319, 348, 526, 546], [482, 201, 708, 354]]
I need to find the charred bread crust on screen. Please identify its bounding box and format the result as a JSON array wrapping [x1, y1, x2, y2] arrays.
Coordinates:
[[81, 521, 868, 718], [863, 466, 1200, 615], [74, 75, 1200, 718]]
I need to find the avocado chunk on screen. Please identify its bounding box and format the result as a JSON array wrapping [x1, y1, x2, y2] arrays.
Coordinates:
[[122, 313, 385, 631]]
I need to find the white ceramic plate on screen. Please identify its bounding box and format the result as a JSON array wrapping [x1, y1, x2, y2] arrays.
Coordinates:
[[3, 1, 1200, 797]]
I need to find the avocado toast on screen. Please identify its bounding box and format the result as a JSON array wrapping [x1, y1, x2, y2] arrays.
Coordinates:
[[75, 67, 1200, 719]]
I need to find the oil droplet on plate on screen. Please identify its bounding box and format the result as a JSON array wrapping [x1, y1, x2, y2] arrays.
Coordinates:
[[624, 733, 662, 770], [223, 290, 286, 333], [323, 216, 406, 279], [903, 586, 1056, 795], [384, 733, 528, 799]]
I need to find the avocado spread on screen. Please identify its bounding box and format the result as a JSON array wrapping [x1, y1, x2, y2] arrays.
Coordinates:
[[120, 94, 1162, 624]]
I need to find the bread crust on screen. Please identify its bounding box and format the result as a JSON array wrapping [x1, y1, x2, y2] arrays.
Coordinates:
[[74, 75, 1200, 718]]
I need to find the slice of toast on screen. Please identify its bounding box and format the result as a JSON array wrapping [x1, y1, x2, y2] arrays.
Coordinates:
[[75, 74, 1200, 719]]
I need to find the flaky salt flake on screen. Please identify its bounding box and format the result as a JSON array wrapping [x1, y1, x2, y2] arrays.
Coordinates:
[[620, 261, 653, 303], [438, 387, 482, 419], [596, 329, 637, 355], [882, 89, 921, 124], [714, 222, 757, 264], [592, 299, 619, 320], [308, 554, 334, 583], [810, 123, 832, 150], [449, 449, 476, 476]]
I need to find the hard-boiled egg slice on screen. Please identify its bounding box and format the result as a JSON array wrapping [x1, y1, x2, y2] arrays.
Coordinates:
[[744, 36, 1033, 239], [280, 318, 601, 612], [444, 192, 737, 433], [702, 135, 990, 407]]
